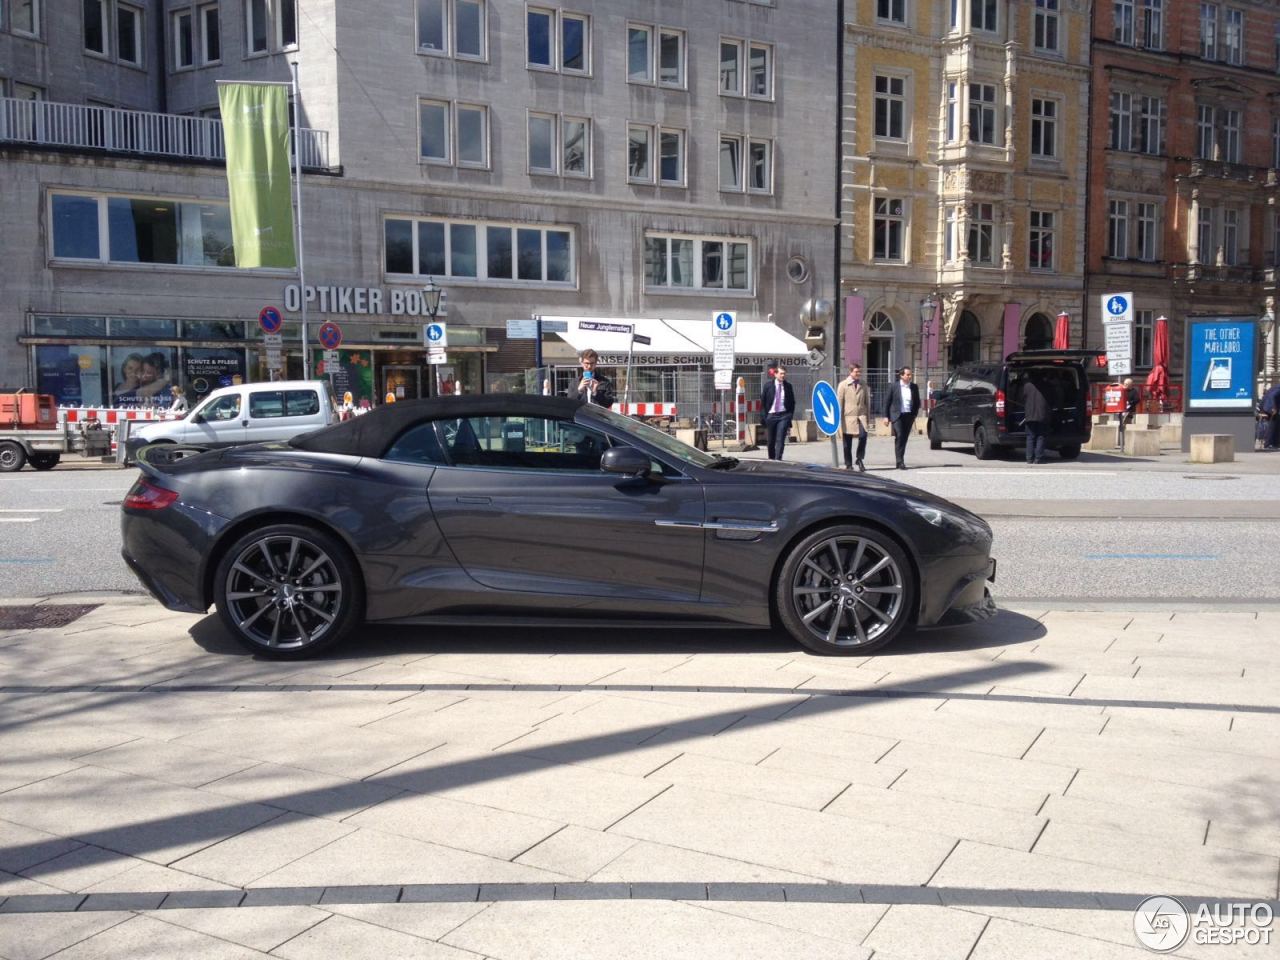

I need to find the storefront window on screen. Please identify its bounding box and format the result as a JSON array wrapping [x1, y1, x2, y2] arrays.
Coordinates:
[[35, 346, 107, 406], [313, 349, 375, 404], [418, 221, 446, 275], [182, 348, 247, 402], [32, 316, 107, 337], [110, 346, 178, 405], [385, 220, 413, 274], [108, 197, 180, 264], [183, 320, 246, 339], [51, 193, 239, 268], [110, 317, 178, 338]]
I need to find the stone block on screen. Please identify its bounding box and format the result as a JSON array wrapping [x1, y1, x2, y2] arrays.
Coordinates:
[[1159, 422, 1182, 446], [1122, 427, 1161, 456], [1084, 428, 1115, 451], [674, 428, 707, 450], [790, 419, 817, 441], [1189, 433, 1234, 463]]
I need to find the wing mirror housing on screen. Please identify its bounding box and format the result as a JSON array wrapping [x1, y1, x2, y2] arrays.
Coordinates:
[[601, 445, 651, 478]]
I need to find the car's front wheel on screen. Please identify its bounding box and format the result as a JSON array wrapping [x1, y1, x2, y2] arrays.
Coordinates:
[[776, 523, 915, 656], [213, 523, 363, 659], [928, 418, 942, 450]]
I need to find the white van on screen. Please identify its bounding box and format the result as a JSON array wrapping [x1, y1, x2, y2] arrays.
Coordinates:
[[127, 381, 338, 458]]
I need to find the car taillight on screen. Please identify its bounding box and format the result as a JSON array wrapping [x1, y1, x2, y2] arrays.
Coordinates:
[[995, 389, 1006, 419], [124, 480, 179, 510]]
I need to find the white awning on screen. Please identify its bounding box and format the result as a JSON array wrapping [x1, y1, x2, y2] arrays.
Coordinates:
[[545, 316, 808, 366]]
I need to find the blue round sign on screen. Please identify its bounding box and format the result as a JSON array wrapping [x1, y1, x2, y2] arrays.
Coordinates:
[[1106, 295, 1128, 316], [715, 312, 734, 331], [811, 381, 840, 437], [259, 305, 283, 334], [426, 323, 445, 342]]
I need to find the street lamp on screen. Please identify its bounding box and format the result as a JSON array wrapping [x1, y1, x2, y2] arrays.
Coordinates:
[[919, 293, 937, 413], [423, 277, 446, 395]]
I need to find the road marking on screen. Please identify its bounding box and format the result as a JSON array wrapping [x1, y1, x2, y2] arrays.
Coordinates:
[[0, 518, 41, 524], [1084, 553, 1218, 560], [0, 509, 64, 513], [0, 558, 55, 564], [910, 470, 1119, 477]]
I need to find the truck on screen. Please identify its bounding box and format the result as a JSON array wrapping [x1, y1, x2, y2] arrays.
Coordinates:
[[0, 391, 113, 472]]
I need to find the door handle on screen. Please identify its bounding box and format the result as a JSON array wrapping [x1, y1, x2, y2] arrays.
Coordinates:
[[456, 496, 491, 504]]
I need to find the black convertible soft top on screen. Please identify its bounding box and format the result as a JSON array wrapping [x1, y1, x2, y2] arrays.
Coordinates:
[[289, 393, 586, 458]]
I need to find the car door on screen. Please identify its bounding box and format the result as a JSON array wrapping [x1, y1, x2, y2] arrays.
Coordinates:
[[244, 388, 323, 443], [934, 371, 961, 439], [185, 393, 246, 446], [426, 414, 706, 603]]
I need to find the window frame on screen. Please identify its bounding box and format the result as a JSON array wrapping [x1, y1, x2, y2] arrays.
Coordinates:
[[1141, 0, 1163, 50], [1135, 201, 1158, 261], [527, 111, 558, 175], [200, 3, 221, 65], [876, 0, 906, 26], [1115, 0, 1135, 45], [720, 37, 743, 96], [627, 22, 654, 84], [1030, 96, 1058, 159], [116, 2, 144, 68], [657, 26, 686, 89], [245, 0, 269, 56], [644, 233, 753, 294], [658, 127, 686, 188], [1200, 2, 1218, 60], [971, 0, 998, 33], [969, 82, 997, 146], [627, 123, 654, 184], [1222, 7, 1242, 65], [276, 0, 298, 51], [1029, 209, 1055, 271], [526, 6, 555, 69], [873, 73, 907, 141], [1034, 0, 1060, 54], [967, 202, 995, 264], [417, 98, 453, 165], [13, 0, 41, 37], [1107, 199, 1129, 259], [383, 215, 576, 287], [562, 115, 591, 178], [173, 9, 195, 71], [747, 41, 774, 101], [84, 0, 109, 57], [872, 197, 907, 263], [455, 102, 489, 169]]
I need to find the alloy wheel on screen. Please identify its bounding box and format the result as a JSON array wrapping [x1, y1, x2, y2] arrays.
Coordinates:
[[789, 534, 905, 648], [223, 535, 343, 650]]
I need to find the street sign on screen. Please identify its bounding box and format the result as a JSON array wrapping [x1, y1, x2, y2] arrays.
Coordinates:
[[632, 333, 652, 346], [811, 381, 840, 436], [424, 322, 448, 348], [714, 370, 733, 391], [317, 321, 343, 350], [506, 319, 539, 339], [807, 348, 825, 367], [713, 311, 737, 338], [428, 351, 448, 365], [1101, 292, 1134, 326], [579, 321, 633, 335], [322, 349, 340, 366], [713, 339, 735, 372], [258, 305, 283, 334], [540, 319, 568, 333]]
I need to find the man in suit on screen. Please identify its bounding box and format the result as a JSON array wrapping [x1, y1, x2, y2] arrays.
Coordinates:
[[883, 366, 921, 470], [837, 362, 870, 471], [760, 366, 796, 460]]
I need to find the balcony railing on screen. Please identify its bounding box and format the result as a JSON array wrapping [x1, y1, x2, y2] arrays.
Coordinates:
[[1172, 262, 1262, 284], [1185, 158, 1266, 183], [0, 97, 330, 170]]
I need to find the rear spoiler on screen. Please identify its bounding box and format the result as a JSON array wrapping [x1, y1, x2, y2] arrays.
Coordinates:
[[134, 443, 213, 478]]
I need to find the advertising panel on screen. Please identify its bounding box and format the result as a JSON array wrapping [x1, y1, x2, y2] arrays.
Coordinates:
[[313, 349, 375, 404], [110, 347, 178, 405], [1185, 319, 1257, 412], [35, 345, 106, 406], [183, 348, 248, 402]]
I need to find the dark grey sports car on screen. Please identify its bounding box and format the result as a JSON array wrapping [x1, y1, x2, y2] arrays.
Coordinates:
[[122, 394, 996, 659]]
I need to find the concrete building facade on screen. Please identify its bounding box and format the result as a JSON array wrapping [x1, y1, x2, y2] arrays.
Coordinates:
[[840, 0, 1091, 407], [1, 0, 837, 407]]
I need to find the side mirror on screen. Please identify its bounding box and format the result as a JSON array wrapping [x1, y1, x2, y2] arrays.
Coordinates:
[[601, 445, 651, 478]]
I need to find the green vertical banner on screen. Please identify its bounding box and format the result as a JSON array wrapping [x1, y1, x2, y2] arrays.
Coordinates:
[[218, 83, 297, 269]]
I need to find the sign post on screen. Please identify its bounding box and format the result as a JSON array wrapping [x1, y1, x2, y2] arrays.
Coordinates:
[[260, 306, 284, 378], [1101, 292, 1134, 377], [424, 321, 448, 393], [712, 312, 737, 446]]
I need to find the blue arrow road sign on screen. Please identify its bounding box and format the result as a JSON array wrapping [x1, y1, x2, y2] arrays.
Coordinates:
[[811, 381, 840, 437]]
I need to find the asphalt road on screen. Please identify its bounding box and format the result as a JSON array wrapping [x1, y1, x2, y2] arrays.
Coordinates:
[[2, 447, 1275, 605]]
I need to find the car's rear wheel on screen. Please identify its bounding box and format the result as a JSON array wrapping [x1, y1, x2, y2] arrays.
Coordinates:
[[29, 453, 60, 471], [973, 425, 995, 460], [1058, 443, 1081, 460], [0, 442, 27, 473], [213, 523, 363, 659], [928, 418, 942, 450], [776, 523, 915, 656]]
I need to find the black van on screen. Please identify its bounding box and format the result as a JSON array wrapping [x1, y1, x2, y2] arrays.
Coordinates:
[[928, 350, 1094, 460]]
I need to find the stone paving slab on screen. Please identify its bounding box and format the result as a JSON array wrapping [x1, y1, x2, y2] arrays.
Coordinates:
[[0, 598, 1277, 959]]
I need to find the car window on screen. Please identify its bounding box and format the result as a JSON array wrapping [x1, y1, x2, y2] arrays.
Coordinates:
[[384, 422, 447, 465], [285, 390, 320, 416], [439, 416, 612, 471], [203, 395, 242, 421], [249, 391, 284, 419]]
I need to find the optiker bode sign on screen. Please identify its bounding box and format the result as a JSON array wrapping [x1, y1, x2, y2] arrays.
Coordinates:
[[283, 284, 438, 318]]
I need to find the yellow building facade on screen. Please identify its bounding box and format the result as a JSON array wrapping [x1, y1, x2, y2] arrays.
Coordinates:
[[841, 0, 1091, 401]]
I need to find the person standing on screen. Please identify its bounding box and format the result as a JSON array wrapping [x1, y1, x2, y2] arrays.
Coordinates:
[[1117, 377, 1140, 449], [572, 348, 616, 407], [837, 362, 870, 471], [168, 385, 189, 415], [760, 366, 795, 460], [1261, 381, 1280, 450], [1021, 377, 1051, 464], [882, 367, 920, 470]]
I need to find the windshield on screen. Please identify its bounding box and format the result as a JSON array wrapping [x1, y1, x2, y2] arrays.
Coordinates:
[[586, 407, 720, 469]]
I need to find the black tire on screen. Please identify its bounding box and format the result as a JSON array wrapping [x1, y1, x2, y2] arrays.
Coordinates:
[[29, 453, 60, 471], [928, 419, 942, 450], [0, 442, 27, 473], [213, 523, 364, 659], [973, 425, 996, 460], [1058, 444, 1081, 460], [775, 523, 916, 656]]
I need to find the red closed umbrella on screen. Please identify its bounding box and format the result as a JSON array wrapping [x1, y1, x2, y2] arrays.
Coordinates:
[[1053, 312, 1070, 350], [1145, 315, 1170, 410]]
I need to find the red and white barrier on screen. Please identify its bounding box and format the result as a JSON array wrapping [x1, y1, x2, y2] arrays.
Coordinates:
[[611, 402, 678, 418], [60, 408, 179, 425], [710, 399, 762, 414]]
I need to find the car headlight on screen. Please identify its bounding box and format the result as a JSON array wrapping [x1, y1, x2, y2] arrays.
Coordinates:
[[907, 502, 991, 542]]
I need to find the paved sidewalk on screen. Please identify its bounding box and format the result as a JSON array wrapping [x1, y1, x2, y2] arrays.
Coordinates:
[[0, 598, 1276, 959]]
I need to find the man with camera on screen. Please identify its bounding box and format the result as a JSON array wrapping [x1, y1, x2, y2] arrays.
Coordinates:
[[573, 348, 616, 407]]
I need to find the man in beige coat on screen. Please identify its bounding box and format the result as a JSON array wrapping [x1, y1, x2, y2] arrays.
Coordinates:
[[837, 362, 871, 471]]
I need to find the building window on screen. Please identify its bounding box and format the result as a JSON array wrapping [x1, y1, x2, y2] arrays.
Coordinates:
[[627, 124, 651, 182], [1141, 0, 1163, 49], [1137, 95, 1165, 154], [418, 100, 450, 163], [946, 82, 959, 142], [276, 0, 297, 49], [1136, 201, 1158, 261], [386, 217, 573, 284], [1110, 92, 1133, 151], [200, 4, 221, 63], [874, 75, 906, 140], [173, 11, 194, 69], [418, 0, 444, 52], [659, 128, 685, 186], [873, 198, 905, 262], [971, 0, 997, 32], [645, 234, 751, 292], [658, 28, 684, 87], [13, 0, 39, 36], [49, 192, 236, 268], [527, 7, 552, 66], [1029, 211, 1055, 270], [1108, 200, 1128, 258], [456, 104, 487, 167], [563, 117, 590, 176], [1197, 207, 1215, 262], [969, 83, 996, 145], [1223, 109, 1240, 162], [967, 202, 994, 264], [116, 3, 143, 66], [528, 112, 556, 173], [84, 0, 107, 54], [1273, 211, 1280, 265], [950, 0, 960, 30], [1115, 0, 1135, 45], [719, 137, 742, 191], [945, 205, 958, 261], [1135, 310, 1154, 367], [1200, 3, 1218, 59], [418, 0, 485, 58], [1273, 117, 1280, 168], [527, 8, 588, 73], [877, 0, 905, 25], [246, 0, 268, 54], [1196, 104, 1214, 159], [561, 13, 588, 73], [720, 39, 741, 94], [628, 24, 652, 82], [1031, 98, 1057, 158], [1034, 0, 1059, 53], [419, 99, 488, 167], [748, 42, 773, 99], [1198, 106, 1241, 162], [1223, 8, 1242, 65], [748, 140, 771, 193], [719, 136, 771, 193], [1222, 208, 1239, 264]]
